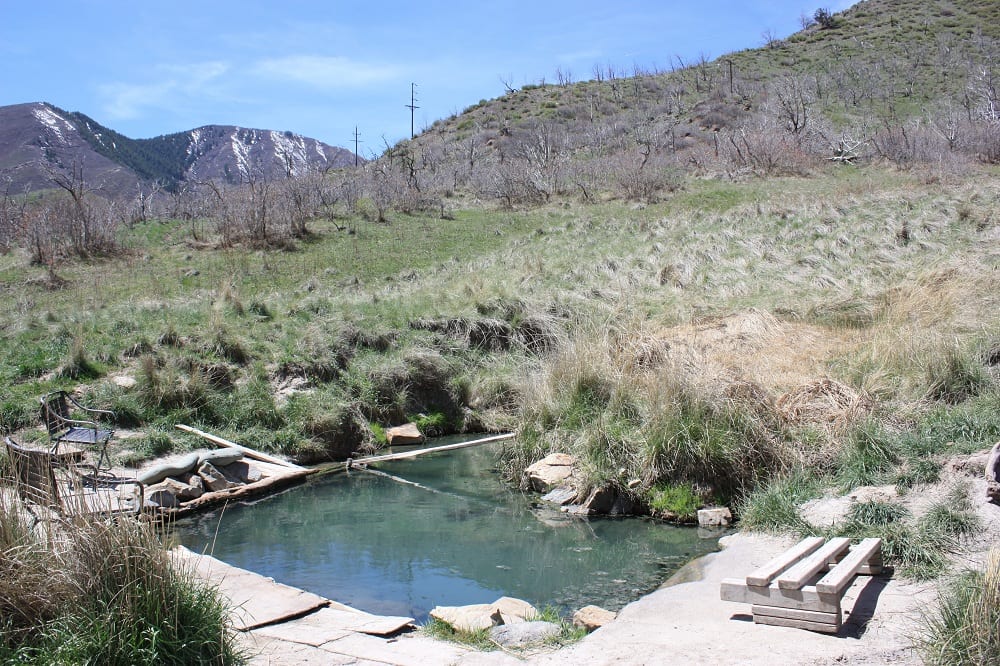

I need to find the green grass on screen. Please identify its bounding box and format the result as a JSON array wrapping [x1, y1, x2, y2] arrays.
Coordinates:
[[919, 550, 1000, 665]]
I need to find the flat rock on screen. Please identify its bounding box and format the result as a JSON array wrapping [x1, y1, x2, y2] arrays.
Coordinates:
[[489, 621, 560, 648], [386, 423, 425, 445], [572, 605, 617, 632], [526, 453, 577, 492], [540, 486, 577, 505]]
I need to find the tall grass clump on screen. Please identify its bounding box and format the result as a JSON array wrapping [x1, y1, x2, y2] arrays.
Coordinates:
[[0, 501, 242, 664], [919, 549, 1000, 665], [506, 324, 791, 504], [835, 420, 899, 490], [738, 471, 819, 533]]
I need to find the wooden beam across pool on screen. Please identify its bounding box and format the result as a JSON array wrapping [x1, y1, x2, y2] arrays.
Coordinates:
[[350, 433, 515, 465]]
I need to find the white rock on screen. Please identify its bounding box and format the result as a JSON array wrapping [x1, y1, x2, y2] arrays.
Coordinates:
[[697, 507, 732, 527], [490, 621, 560, 647]]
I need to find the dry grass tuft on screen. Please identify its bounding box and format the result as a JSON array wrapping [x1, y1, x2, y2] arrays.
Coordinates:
[[776, 378, 874, 431]]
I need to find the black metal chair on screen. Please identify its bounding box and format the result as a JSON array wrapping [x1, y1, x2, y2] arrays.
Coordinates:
[[39, 390, 115, 473], [4, 436, 143, 521]]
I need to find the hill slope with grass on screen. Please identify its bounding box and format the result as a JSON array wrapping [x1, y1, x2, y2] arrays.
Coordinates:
[[1, 1, 999, 662]]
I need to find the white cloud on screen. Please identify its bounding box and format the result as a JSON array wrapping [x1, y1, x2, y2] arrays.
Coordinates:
[[98, 61, 229, 120], [253, 55, 400, 88]]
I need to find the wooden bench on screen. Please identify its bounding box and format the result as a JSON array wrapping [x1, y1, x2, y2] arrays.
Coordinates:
[[720, 536, 883, 633]]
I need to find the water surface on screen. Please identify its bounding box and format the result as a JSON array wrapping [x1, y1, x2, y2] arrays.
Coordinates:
[[176, 441, 718, 621]]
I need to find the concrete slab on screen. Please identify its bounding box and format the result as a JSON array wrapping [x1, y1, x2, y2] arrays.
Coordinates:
[[173, 547, 329, 630], [316, 632, 472, 666], [253, 606, 413, 644]]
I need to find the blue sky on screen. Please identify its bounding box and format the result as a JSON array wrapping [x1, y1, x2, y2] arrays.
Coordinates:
[[2, 1, 857, 153]]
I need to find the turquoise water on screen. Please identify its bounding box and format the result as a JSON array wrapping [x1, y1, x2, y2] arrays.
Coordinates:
[[176, 441, 718, 621]]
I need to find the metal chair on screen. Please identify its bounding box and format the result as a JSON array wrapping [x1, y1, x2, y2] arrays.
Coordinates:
[[4, 436, 143, 521], [39, 390, 115, 473]]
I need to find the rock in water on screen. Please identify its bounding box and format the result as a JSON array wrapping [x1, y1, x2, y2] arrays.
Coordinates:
[[526, 453, 577, 492], [386, 423, 425, 445], [697, 507, 732, 527]]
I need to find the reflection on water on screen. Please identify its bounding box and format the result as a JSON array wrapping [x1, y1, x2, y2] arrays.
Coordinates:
[[175, 440, 718, 621]]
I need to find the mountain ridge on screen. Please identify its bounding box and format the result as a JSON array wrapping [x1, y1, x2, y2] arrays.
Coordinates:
[[0, 102, 358, 196]]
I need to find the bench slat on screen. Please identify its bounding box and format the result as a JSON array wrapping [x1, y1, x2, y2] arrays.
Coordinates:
[[746, 536, 825, 587], [777, 537, 851, 590], [815, 538, 882, 595], [751, 605, 840, 626], [720, 578, 841, 613], [752, 613, 841, 633]]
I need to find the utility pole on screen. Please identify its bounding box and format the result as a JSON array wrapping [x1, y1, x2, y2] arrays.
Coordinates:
[[353, 126, 362, 167], [405, 82, 419, 139]]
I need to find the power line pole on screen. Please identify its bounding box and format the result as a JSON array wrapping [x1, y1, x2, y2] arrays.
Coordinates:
[[353, 126, 362, 166], [405, 82, 419, 139]]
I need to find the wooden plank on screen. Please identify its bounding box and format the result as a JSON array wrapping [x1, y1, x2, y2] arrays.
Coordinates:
[[175, 424, 306, 470], [752, 613, 840, 634], [351, 433, 515, 465], [751, 605, 840, 625], [720, 578, 841, 613], [815, 538, 882, 595], [777, 537, 850, 590], [746, 536, 825, 587]]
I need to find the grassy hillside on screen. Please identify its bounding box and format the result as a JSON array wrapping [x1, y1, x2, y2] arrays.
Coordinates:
[[2, 1, 999, 660]]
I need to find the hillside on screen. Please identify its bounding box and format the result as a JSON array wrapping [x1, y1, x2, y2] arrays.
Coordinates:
[[0, 102, 358, 196], [1, 0, 1000, 661], [390, 0, 998, 204]]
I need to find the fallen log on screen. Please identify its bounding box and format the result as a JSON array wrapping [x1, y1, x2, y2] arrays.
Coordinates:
[[175, 424, 306, 470], [351, 432, 515, 465]]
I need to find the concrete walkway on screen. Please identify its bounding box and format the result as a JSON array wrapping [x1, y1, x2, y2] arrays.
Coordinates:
[[174, 547, 473, 665], [181, 532, 931, 666]]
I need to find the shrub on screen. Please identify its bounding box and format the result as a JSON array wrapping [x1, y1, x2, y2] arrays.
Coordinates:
[[836, 421, 899, 490], [924, 345, 990, 404], [647, 483, 701, 521], [0, 504, 241, 664]]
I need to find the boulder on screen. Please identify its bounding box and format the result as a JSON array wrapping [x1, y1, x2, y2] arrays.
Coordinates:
[[198, 461, 236, 492], [697, 507, 732, 527], [526, 453, 577, 493], [386, 423, 425, 445], [429, 597, 537, 633], [565, 486, 616, 516], [572, 605, 616, 632], [145, 485, 180, 509], [183, 473, 205, 495], [157, 476, 204, 501], [489, 621, 560, 648], [220, 461, 262, 485]]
